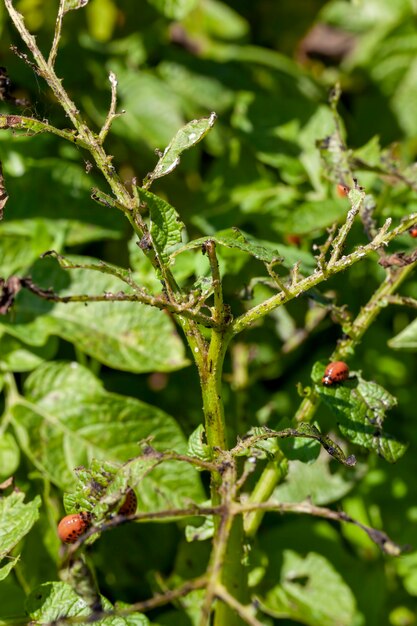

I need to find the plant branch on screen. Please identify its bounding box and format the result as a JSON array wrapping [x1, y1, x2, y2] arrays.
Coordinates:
[[295, 261, 417, 423], [237, 500, 403, 555], [19, 277, 218, 328], [0, 113, 90, 148], [231, 214, 417, 335], [216, 585, 265, 626], [99, 71, 121, 143], [205, 240, 225, 324], [36, 576, 208, 625], [48, 0, 65, 66], [327, 189, 364, 266]]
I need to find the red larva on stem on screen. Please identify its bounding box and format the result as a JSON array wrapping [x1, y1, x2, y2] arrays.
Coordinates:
[[118, 487, 137, 516], [336, 183, 350, 197], [57, 512, 92, 544], [322, 361, 349, 386], [408, 225, 417, 238]]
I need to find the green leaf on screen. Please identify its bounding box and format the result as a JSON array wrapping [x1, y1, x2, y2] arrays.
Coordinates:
[[0, 557, 19, 582], [26, 582, 149, 625], [281, 199, 349, 235], [389, 317, 417, 350], [0, 432, 20, 479], [273, 454, 355, 506], [11, 362, 204, 509], [396, 551, 417, 596], [63, 0, 89, 13], [0, 492, 41, 559], [0, 256, 188, 373], [173, 227, 283, 264], [0, 219, 58, 276], [144, 112, 217, 185], [187, 425, 211, 464], [138, 189, 185, 265], [313, 363, 407, 463], [146, 0, 197, 19], [0, 334, 57, 373], [112, 71, 184, 149], [158, 62, 234, 113], [185, 515, 214, 542], [260, 550, 357, 626]]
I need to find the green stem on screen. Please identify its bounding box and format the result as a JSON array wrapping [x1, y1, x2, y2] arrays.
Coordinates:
[[214, 516, 248, 626], [231, 214, 416, 335], [243, 453, 287, 538], [295, 262, 417, 423], [247, 261, 417, 536], [200, 330, 229, 453]]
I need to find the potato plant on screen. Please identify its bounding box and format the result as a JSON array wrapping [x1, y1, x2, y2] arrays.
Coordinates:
[[1, 1, 417, 626]]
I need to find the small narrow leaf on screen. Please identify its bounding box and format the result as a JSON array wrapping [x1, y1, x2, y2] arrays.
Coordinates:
[[144, 112, 217, 185], [0, 115, 89, 148], [173, 228, 283, 264], [138, 188, 184, 264], [0, 557, 19, 581], [63, 0, 89, 13]]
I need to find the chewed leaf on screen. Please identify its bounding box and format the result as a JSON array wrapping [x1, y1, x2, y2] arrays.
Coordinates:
[[139, 188, 185, 264], [63, 0, 89, 12], [314, 363, 407, 463], [173, 227, 283, 264], [0, 115, 89, 148], [144, 112, 217, 186]]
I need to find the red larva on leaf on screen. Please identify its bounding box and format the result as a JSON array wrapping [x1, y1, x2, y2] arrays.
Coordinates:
[[408, 225, 417, 238], [118, 487, 137, 516], [57, 512, 92, 544], [336, 183, 350, 197], [322, 361, 349, 386]]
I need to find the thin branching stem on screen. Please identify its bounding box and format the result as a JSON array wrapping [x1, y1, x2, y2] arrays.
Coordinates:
[[205, 240, 225, 324], [21, 278, 218, 328], [99, 71, 121, 143], [48, 0, 65, 67], [231, 214, 417, 335], [295, 261, 417, 423], [216, 586, 265, 626]]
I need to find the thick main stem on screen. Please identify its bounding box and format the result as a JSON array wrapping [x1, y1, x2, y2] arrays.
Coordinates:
[[200, 330, 229, 453]]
